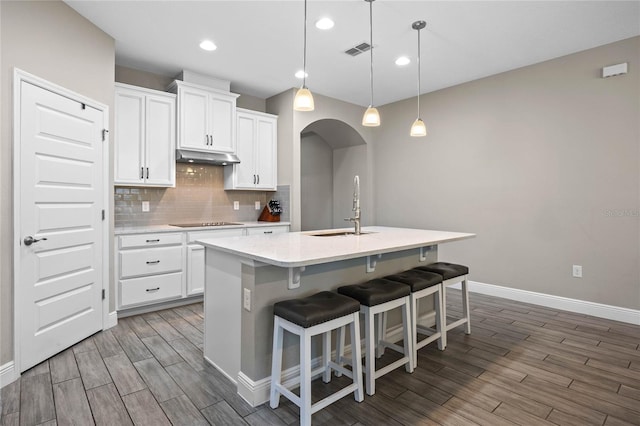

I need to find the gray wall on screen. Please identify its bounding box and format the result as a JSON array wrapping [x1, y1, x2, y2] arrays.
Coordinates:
[[375, 36, 640, 310], [0, 0, 115, 365], [301, 133, 333, 231]]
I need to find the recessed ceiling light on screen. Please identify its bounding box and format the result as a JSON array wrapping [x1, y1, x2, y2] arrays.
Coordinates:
[[315, 17, 334, 30], [199, 40, 217, 51], [295, 70, 308, 79], [395, 56, 410, 66]]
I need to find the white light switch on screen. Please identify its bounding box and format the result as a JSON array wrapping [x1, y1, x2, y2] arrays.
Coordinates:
[[255, 201, 261, 210], [142, 201, 150, 212], [243, 288, 251, 311], [233, 201, 240, 210], [572, 265, 582, 278]]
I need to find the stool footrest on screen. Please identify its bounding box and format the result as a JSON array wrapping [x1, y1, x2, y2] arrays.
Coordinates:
[[311, 383, 362, 414], [374, 356, 412, 379], [327, 361, 354, 379], [378, 340, 404, 354], [275, 385, 300, 407], [446, 317, 468, 331]]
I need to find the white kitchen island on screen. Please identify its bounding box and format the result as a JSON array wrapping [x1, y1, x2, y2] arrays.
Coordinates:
[[197, 226, 475, 406]]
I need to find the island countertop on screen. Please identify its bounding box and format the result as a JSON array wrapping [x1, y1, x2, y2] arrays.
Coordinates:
[[197, 226, 475, 268]]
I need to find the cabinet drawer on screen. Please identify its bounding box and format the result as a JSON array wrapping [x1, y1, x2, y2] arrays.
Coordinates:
[[120, 246, 183, 279], [119, 232, 183, 249], [187, 228, 244, 243], [245, 225, 289, 236], [119, 272, 182, 308]]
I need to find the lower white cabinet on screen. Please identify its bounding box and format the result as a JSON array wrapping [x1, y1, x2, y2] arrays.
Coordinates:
[[117, 232, 185, 309], [116, 225, 289, 311]]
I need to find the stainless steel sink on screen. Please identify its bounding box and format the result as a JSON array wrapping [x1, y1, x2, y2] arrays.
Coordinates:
[[307, 230, 372, 237]]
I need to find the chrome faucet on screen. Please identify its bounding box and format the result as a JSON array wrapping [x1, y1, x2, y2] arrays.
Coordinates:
[[345, 175, 361, 235]]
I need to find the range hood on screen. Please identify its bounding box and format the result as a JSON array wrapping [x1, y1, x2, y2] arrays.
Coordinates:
[[176, 149, 240, 166]]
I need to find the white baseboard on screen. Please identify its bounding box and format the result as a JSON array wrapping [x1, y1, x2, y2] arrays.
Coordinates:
[[0, 362, 17, 389], [452, 280, 640, 325], [106, 311, 118, 329]]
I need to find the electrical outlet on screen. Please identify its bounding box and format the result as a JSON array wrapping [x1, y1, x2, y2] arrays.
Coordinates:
[[142, 201, 150, 212], [572, 265, 582, 278], [243, 288, 251, 311], [233, 201, 240, 210], [255, 201, 261, 210]]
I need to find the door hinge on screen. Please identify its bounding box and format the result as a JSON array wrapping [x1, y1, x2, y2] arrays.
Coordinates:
[[102, 129, 109, 141], [102, 209, 105, 221], [102, 289, 106, 300]]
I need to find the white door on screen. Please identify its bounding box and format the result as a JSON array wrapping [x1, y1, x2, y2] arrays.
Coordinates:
[[18, 80, 104, 372], [255, 117, 277, 190], [209, 94, 235, 153], [235, 112, 256, 188], [180, 86, 209, 150], [145, 94, 175, 186], [114, 87, 145, 184]]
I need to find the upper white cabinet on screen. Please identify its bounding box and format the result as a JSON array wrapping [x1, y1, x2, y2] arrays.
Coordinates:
[[168, 81, 239, 153], [225, 109, 277, 191], [114, 83, 176, 187]]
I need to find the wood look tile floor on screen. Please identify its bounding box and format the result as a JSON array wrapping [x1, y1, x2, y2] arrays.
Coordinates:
[[2, 290, 639, 426]]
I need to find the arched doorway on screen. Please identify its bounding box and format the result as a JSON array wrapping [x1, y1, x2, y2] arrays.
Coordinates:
[[300, 119, 368, 231]]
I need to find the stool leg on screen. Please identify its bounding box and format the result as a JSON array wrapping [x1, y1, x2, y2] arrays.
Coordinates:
[[442, 282, 449, 331], [335, 326, 345, 378], [300, 331, 312, 426], [350, 313, 364, 402], [462, 277, 471, 334], [410, 293, 418, 369], [376, 312, 387, 358], [401, 298, 414, 373], [436, 286, 446, 350], [322, 330, 331, 383], [364, 307, 375, 395], [269, 317, 284, 409]]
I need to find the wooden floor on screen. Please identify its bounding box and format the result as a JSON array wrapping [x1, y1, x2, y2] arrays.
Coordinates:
[[2, 290, 640, 426]]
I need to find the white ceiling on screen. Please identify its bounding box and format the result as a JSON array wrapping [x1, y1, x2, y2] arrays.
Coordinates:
[[65, 1, 640, 107]]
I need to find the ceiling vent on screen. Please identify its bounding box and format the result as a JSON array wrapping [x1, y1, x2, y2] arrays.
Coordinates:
[[345, 42, 372, 57]]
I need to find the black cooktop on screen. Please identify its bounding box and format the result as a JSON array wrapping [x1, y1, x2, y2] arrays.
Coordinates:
[[169, 222, 243, 228]]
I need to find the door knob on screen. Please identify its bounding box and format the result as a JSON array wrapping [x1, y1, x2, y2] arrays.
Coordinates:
[[24, 236, 47, 246]]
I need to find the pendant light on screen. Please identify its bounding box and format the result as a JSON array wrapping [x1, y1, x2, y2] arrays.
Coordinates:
[[362, 0, 380, 127], [294, 0, 314, 111], [410, 20, 427, 137]]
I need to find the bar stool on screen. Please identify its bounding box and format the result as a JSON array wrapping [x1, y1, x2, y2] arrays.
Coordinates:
[[383, 269, 445, 367], [270, 291, 364, 426], [337, 279, 413, 396], [415, 262, 470, 344]]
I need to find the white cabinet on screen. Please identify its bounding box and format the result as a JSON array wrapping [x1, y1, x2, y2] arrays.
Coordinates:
[[225, 109, 277, 191], [186, 228, 244, 296], [245, 225, 289, 236], [168, 81, 239, 153], [114, 83, 176, 187], [116, 232, 184, 309]]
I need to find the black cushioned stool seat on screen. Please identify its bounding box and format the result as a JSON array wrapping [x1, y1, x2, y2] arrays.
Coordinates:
[[337, 278, 410, 306], [384, 270, 443, 292], [382, 269, 446, 366], [336, 278, 413, 395], [270, 291, 364, 426], [416, 262, 471, 338], [273, 291, 360, 328], [415, 262, 469, 280]]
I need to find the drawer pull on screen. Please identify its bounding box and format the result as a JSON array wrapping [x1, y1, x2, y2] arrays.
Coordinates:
[[146, 239, 160, 243], [264, 231, 273, 234], [146, 260, 160, 265], [146, 287, 160, 292]]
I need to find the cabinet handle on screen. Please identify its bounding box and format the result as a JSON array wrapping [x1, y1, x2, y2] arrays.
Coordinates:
[[146, 287, 160, 292], [145, 239, 160, 243], [146, 167, 149, 179], [146, 260, 160, 264], [204, 135, 208, 145], [264, 231, 273, 234], [209, 135, 213, 146], [253, 174, 256, 184], [257, 174, 260, 185], [140, 167, 144, 179]]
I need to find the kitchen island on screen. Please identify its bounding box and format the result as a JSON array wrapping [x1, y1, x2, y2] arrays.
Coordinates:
[[198, 226, 475, 405]]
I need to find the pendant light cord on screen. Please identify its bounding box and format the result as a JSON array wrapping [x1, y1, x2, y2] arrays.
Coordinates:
[[417, 26, 421, 116], [303, 0, 308, 89], [369, 0, 374, 107]]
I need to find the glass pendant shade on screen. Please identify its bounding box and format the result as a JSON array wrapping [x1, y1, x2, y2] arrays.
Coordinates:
[[362, 106, 381, 127], [410, 118, 427, 137], [294, 87, 315, 111]]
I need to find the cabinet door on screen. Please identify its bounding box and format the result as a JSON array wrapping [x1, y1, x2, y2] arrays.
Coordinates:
[[255, 117, 277, 190], [245, 225, 289, 236], [114, 89, 144, 185], [180, 86, 209, 150], [209, 94, 235, 153], [234, 113, 257, 188], [187, 245, 204, 296], [145, 95, 176, 186]]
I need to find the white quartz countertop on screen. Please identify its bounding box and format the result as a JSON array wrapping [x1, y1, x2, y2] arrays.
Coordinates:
[[197, 226, 475, 268], [114, 221, 290, 235]]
